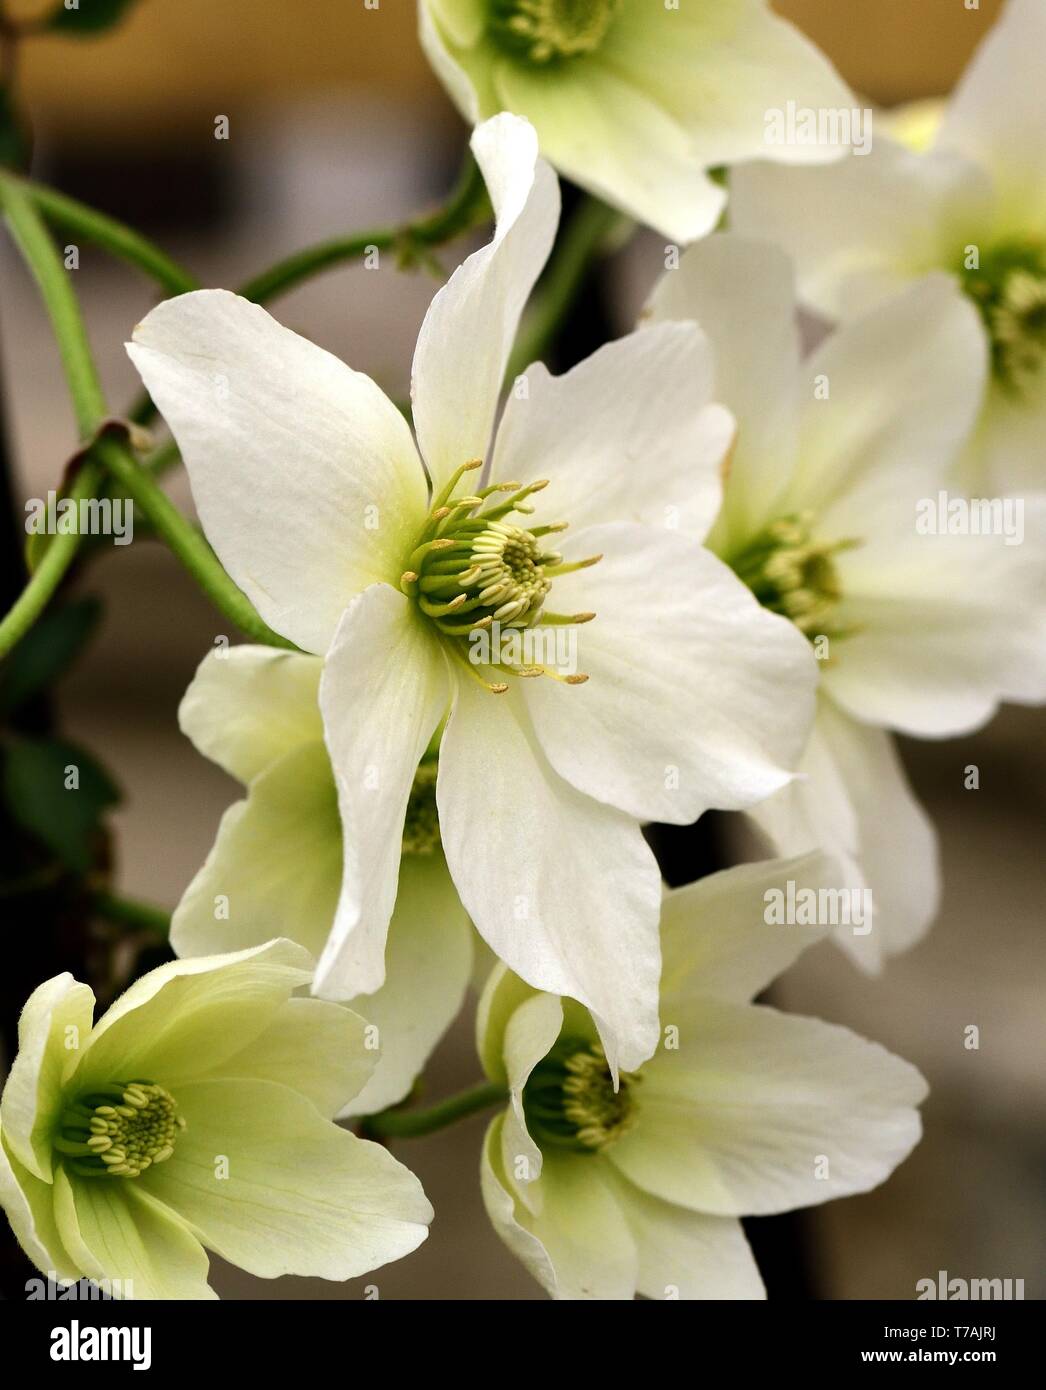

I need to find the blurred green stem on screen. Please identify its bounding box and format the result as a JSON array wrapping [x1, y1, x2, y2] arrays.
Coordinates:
[[0, 172, 291, 655], [93, 890, 170, 937], [360, 1081, 508, 1140], [506, 196, 625, 381]]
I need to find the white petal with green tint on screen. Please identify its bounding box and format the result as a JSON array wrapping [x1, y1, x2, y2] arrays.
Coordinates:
[[141, 1079, 431, 1280], [317, 584, 451, 1000], [0, 1134, 79, 1282], [657, 854, 836, 1009], [128, 290, 429, 654], [54, 1166, 215, 1301], [411, 113, 559, 490], [0, 974, 95, 1181], [603, 1166, 765, 1301], [170, 739, 341, 961], [607, 999, 926, 1218], [338, 852, 474, 1118], [491, 322, 730, 540], [71, 940, 313, 1095], [178, 646, 324, 785]]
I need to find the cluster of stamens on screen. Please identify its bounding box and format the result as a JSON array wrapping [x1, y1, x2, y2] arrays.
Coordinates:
[[55, 1082, 185, 1179], [488, 0, 620, 64], [959, 240, 1046, 396], [728, 512, 858, 641], [401, 459, 599, 693], [402, 759, 441, 854], [523, 1038, 640, 1153]]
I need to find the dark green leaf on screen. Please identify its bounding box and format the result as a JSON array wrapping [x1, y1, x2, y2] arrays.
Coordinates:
[[0, 597, 102, 715], [0, 84, 30, 171], [3, 736, 120, 873], [47, 0, 141, 36]]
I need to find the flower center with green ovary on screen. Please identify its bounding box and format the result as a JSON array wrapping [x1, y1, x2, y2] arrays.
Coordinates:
[[523, 1037, 640, 1153], [400, 459, 599, 692], [488, 0, 620, 64], [55, 1082, 185, 1178], [727, 513, 859, 642], [958, 240, 1046, 396]]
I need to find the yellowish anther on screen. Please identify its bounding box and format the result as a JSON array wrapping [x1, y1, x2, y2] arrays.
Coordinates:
[[565, 673, 589, 685], [401, 570, 419, 585]]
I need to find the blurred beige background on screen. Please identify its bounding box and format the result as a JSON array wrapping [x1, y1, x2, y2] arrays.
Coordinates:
[[1, 0, 1042, 1299]]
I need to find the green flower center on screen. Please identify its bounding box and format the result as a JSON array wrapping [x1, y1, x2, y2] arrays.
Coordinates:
[[958, 239, 1046, 397], [727, 512, 859, 641], [402, 759, 441, 854], [523, 1037, 639, 1153], [55, 1082, 185, 1179], [400, 458, 599, 693], [488, 0, 620, 64]]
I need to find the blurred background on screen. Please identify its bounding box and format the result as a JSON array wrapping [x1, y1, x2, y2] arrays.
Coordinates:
[[2, 0, 1043, 1300]]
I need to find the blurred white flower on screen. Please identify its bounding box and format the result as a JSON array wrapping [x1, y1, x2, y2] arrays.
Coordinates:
[[419, 0, 855, 241], [127, 114, 816, 1075], [0, 941, 432, 1299], [648, 234, 1046, 968], [478, 855, 927, 1300], [170, 645, 474, 1118], [731, 0, 1046, 492]]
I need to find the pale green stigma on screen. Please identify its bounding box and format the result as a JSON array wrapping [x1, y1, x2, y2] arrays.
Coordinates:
[[959, 240, 1046, 396], [55, 1082, 185, 1179], [403, 759, 440, 855], [488, 0, 620, 65], [401, 459, 599, 693], [727, 513, 859, 641], [523, 1037, 640, 1153]]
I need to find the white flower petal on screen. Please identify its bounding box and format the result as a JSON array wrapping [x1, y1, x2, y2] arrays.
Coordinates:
[[0, 1135, 79, 1282], [749, 700, 940, 970], [603, 1166, 765, 1301], [497, 992, 564, 1204], [141, 1079, 431, 1281], [411, 114, 559, 491], [657, 853, 837, 1008], [524, 523, 817, 823], [792, 276, 988, 531], [54, 1167, 214, 1300], [646, 235, 800, 548], [492, 322, 731, 540], [73, 940, 314, 1095], [316, 584, 451, 998], [177, 646, 323, 785], [438, 679, 662, 1075], [607, 999, 927, 1217], [170, 740, 341, 961], [494, 58, 724, 243], [827, 503, 1046, 737], [730, 140, 993, 321], [0, 974, 95, 1181], [128, 290, 428, 654], [337, 852, 475, 1118], [480, 1117, 638, 1301], [938, 0, 1046, 228]]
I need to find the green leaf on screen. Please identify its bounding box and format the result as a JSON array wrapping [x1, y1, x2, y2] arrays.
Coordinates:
[[47, 0, 141, 35], [3, 736, 120, 873], [0, 597, 102, 715]]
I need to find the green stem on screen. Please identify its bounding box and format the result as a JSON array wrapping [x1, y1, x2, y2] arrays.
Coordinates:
[[359, 1080, 508, 1141], [93, 890, 170, 937], [506, 197, 625, 382], [0, 171, 106, 435], [19, 177, 199, 296], [93, 433, 294, 648]]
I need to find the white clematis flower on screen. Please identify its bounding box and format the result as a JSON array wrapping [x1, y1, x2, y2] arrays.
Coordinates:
[[647, 234, 1046, 968], [730, 0, 1046, 492], [478, 855, 928, 1300], [0, 941, 432, 1299], [170, 645, 474, 1118], [127, 116, 817, 1074], [419, 0, 855, 241]]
